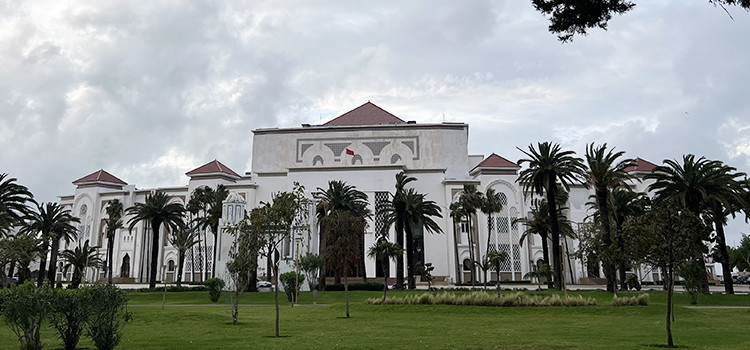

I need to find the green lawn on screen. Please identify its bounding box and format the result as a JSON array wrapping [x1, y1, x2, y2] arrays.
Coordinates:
[[1, 289, 749, 349]]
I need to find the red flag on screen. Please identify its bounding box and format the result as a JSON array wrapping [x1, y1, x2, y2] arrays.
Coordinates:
[[345, 148, 355, 156]]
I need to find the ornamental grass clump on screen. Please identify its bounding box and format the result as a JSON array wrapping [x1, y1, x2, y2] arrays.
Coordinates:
[[204, 278, 225, 303], [611, 294, 649, 306], [367, 292, 596, 307]]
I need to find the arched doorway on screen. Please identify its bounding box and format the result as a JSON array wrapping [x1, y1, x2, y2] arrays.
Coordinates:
[[120, 254, 130, 278], [166, 259, 175, 283]]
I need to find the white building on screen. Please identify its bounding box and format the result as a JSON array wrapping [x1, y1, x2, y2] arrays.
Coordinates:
[[58, 102, 685, 286]]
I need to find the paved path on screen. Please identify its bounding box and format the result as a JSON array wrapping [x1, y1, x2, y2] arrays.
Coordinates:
[[684, 306, 750, 309]]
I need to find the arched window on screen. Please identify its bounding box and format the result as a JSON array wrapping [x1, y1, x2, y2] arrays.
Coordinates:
[[462, 259, 472, 271], [313, 155, 324, 166], [167, 260, 175, 272], [351, 154, 362, 165], [390, 154, 402, 164]]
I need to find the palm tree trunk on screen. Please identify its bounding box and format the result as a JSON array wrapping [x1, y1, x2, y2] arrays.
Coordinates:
[[47, 238, 61, 287], [546, 177, 563, 290], [382, 258, 388, 302], [395, 217, 405, 289], [177, 251, 185, 287], [541, 232, 552, 289], [37, 240, 49, 287], [467, 214, 476, 289], [345, 270, 350, 318], [496, 263, 502, 298], [452, 219, 462, 285], [713, 217, 733, 294], [149, 220, 161, 289], [107, 234, 114, 284], [405, 220, 415, 290], [666, 266, 674, 348], [360, 232, 367, 283], [203, 229, 209, 281], [212, 227, 218, 279], [596, 189, 616, 293]]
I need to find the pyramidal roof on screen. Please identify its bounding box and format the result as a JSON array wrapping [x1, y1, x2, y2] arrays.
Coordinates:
[[73, 170, 127, 186], [323, 102, 406, 126], [624, 157, 658, 173], [186, 160, 240, 178], [472, 153, 520, 170]]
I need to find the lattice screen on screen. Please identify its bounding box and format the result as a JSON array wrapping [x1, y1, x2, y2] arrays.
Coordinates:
[[374, 191, 390, 238]]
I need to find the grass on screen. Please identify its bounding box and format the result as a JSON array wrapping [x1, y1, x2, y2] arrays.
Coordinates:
[[1, 289, 749, 349]]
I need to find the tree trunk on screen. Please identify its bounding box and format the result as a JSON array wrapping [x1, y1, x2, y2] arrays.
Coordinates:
[[37, 240, 48, 287], [149, 220, 161, 289], [395, 215, 405, 289], [452, 220, 462, 285], [714, 216, 734, 294], [405, 219, 415, 290], [596, 188, 616, 293], [212, 228, 218, 279], [496, 263, 502, 298], [47, 238, 61, 287], [546, 177, 563, 290], [203, 229, 209, 280], [177, 252, 185, 287], [382, 260, 388, 303], [248, 264, 258, 292], [666, 266, 674, 348], [360, 232, 367, 283], [345, 271, 350, 318], [541, 232, 552, 289], [318, 220, 327, 290], [274, 263, 280, 337], [467, 214, 476, 289], [8, 261, 15, 280], [107, 233, 114, 284]]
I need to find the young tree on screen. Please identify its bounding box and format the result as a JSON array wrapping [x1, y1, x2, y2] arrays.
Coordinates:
[[126, 191, 184, 289], [168, 225, 200, 287], [225, 214, 264, 325], [486, 250, 509, 297], [60, 240, 103, 289], [518, 142, 585, 290], [104, 199, 124, 284], [624, 200, 709, 348], [324, 210, 366, 318], [524, 263, 552, 291], [297, 253, 324, 303], [368, 240, 403, 302]]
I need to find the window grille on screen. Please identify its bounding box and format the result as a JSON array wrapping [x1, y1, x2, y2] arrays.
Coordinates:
[[374, 191, 390, 238]]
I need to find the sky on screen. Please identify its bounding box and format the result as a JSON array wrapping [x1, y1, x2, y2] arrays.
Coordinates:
[[2, 1, 749, 243]]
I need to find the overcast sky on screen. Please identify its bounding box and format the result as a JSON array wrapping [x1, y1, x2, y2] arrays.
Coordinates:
[[2, 1, 749, 243]]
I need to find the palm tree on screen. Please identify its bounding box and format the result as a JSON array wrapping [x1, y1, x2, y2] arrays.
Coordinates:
[[60, 240, 103, 288], [104, 199, 124, 284], [186, 192, 206, 281], [0, 173, 35, 234], [584, 143, 635, 293], [169, 225, 200, 287], [456, 184, 484, 288], [193, 185, 229, 278], [22, 202, 80, 287], [317, 180, 370, 285], [517, 142, 585, 290], [402, 188, 443, 289], [610, 189, 648, 289], [646, 155, 745, 294], [524, 263, 552, 291], [481, 188, 504, 256], [377, 172, 416, 289], [368, 240, 403, 302], [486, 250, 509, 297], [126, 191, 184, 289], [449, 202, 465, 285]]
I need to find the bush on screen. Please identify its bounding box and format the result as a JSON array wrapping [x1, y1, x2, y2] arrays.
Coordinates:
[[367, 291, 596, 307], [204, 278, 225, 302], [625, 275, 641, 291], [279, 272, 305, 303], [50, 289, 89, 350], [0, 280, 53, 350], [324, 282, 384, 291], [611, 294, 650, 306], [84, 284, 131, 350]]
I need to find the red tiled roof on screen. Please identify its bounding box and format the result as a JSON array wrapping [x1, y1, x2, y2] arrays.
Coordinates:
[[186, 160, 240, 178], [472, 153, 520, 171], [323, 102, 406, 126], [73, 169, 127, 185], [624, 157, 658, 173]]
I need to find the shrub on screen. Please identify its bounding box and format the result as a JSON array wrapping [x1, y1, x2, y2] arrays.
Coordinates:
[[0, 280, 53, 350], [84, 284, 131, 350], [279, 272, 305, 303], [50, 289, 89, 350], [204, 278, 225, 302], [324, 282, 384, 291], [625, 275, 641, 291], [367, 291, 596, 307], [611, 294, 650, 306]]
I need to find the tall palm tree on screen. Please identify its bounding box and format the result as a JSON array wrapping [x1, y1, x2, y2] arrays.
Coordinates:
[[584, 143, 635, 293], [517, 142, 585, 290], [379, 172, 416, 289], [368, 239, 403, 302], [126, 191, 184, 289], [22, 202, 80, 287], [449, 202, 465, 285], [104, 199, 124, 284], [186, 192, 206, 281], [646, 155, 745, 294], [60, 239, 103, 289], [169, 225, 200, 287], [0, 173, 35, 234], [193, 185, 229, 278], [481, 188, 504, 256], [317, 180, 370, 285], [402, 188, 443, 289], [457, 184, 484, 288]]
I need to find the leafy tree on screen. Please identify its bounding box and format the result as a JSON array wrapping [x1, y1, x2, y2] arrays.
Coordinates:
[[0, 173, 35, 235], [486, 250, 509, 297], [1, 233, 40, 284], [532, 0, 750, 42], [225, 215, 264, 325], [729, 233, 750, 272], [126, 191, 184, 289], [317, 180, 370, 287], [83, 284, 131, 350], [583, 143, 635, 293], [297, 253, 324, 303], [50, 288, 88, 350], [646, 154, 744, 293], [610, 188, 648, 289], [279, 272, 305, 303], [103, 200, 124, 284], [517, 142, 585, 290], [60, 240, 103, 289], [623, 199, 709, 348], [368, 240, 403, 302], [205, 278, 225, 302], [168, 225, 200, 287], [0, 280, 52, 350], [22, 202, 80, 287], [416, 262, 435, 289], [324, 210, 365, 318]]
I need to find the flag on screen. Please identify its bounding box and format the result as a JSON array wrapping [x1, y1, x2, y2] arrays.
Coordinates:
[[345, 148, 355, 156]]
